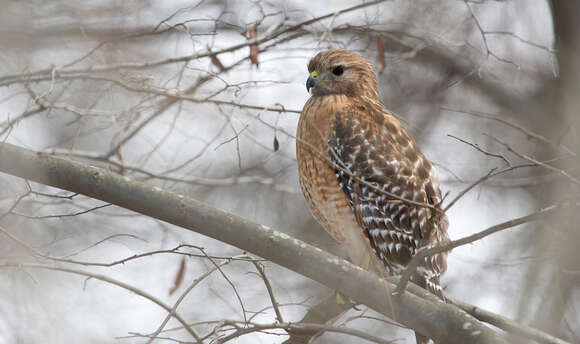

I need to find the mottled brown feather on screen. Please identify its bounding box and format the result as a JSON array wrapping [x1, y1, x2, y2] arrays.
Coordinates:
[[297, 49, 450, 343]]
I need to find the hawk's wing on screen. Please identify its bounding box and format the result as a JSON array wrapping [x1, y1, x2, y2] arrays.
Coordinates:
[[328, 101, 447, 283]]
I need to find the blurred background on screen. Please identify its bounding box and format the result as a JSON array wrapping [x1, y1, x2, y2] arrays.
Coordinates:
[[0, 0, 578, 343]]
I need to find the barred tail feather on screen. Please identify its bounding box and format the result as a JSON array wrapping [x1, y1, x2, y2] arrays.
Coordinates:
[[415, 332, 431, 344], [410, 273, 444, 344]]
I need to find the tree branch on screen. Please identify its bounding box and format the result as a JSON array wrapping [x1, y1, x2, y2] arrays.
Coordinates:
[[0, 263, 202, 342], [395, 203, 570, 295], [449, 297, 571, 344], [0, 141, 506, 344]]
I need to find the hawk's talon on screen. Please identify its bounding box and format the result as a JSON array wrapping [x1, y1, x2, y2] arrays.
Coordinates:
[[335, 291, 357, 306]]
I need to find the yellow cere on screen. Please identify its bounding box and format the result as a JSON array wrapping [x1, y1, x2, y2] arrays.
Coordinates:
[[310, 70, 319, 79]]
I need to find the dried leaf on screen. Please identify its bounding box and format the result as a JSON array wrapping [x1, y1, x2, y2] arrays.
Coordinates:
[[377, 37, 385, 74], [211, 54, 225, 72], [249, 23, 259, 67], [249, 23, 258, 39], [169, 257, 186, 295], [273, 136, 279, 152]]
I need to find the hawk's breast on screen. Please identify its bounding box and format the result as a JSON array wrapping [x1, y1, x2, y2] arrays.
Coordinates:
[[296, 95, 357, 244]]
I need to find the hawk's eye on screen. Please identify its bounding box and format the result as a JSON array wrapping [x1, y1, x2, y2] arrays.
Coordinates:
[[332, 65, 344, 76]]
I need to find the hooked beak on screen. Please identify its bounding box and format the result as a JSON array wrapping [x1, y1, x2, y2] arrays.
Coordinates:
[[306, 75, 318, 93]]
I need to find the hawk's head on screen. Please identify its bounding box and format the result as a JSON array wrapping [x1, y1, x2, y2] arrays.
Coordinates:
[[306, 49, 379, 99]]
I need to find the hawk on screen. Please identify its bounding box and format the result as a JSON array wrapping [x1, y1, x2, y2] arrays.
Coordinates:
[[296, 49, 450, 344]]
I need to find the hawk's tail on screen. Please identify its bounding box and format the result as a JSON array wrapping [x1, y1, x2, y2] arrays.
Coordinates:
[[415, 332, 431, 344]]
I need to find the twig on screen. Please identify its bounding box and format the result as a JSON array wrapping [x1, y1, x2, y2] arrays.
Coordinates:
[[443, 161, 557, 212], [485, 31, 555, 53], [0, 187, 32, 220], [252, 261, 284, 323], [146, 256, 238, 344], [0, 0, 390, 87], [12, 203, 111, 219], [443, 168, 495, 212], [463, 0, 521, 68], [216, 320, 400, 344], [448, 134, 511, 166], [0, 263, 202, 343], [395, 204, 570, 295], [203, 248, 249, 324], [60, 233, 148, 258], [486, 134, 580, 185], [0, 107, 44, 137], [442, 107, 577, 157]]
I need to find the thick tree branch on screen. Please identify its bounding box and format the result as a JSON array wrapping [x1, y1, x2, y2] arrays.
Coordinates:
[[0, 141, 506, 344], [449, 297, 570, 344]]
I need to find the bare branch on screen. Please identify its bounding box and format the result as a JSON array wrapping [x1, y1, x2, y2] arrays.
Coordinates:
[[443, 168, 496, 212], [485, 31, 555, 53], [0, 141, 508, 344], [0, 0, 391, 88], [449, 297, 570, 344], [146, 255, 239, 344], [463, 0, 521, 68], [252, 261, 284, 324], [396, 204, 570, 295], [0, 263, 202, 342], [12, 203, 111, 219], [486, 134, 580, 185], [216, 320, 400, 344], [442, 107, 577, 157], [447, 134, 511, 166]]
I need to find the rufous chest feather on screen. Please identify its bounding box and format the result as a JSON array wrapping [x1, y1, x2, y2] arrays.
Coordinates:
[[296, 95, 357, 240]]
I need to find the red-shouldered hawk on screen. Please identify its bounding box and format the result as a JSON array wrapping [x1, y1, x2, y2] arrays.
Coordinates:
[[296, 49, 450, 344]]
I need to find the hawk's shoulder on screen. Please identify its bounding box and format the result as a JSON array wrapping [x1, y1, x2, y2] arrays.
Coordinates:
[[328, 98, 445, 248]]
